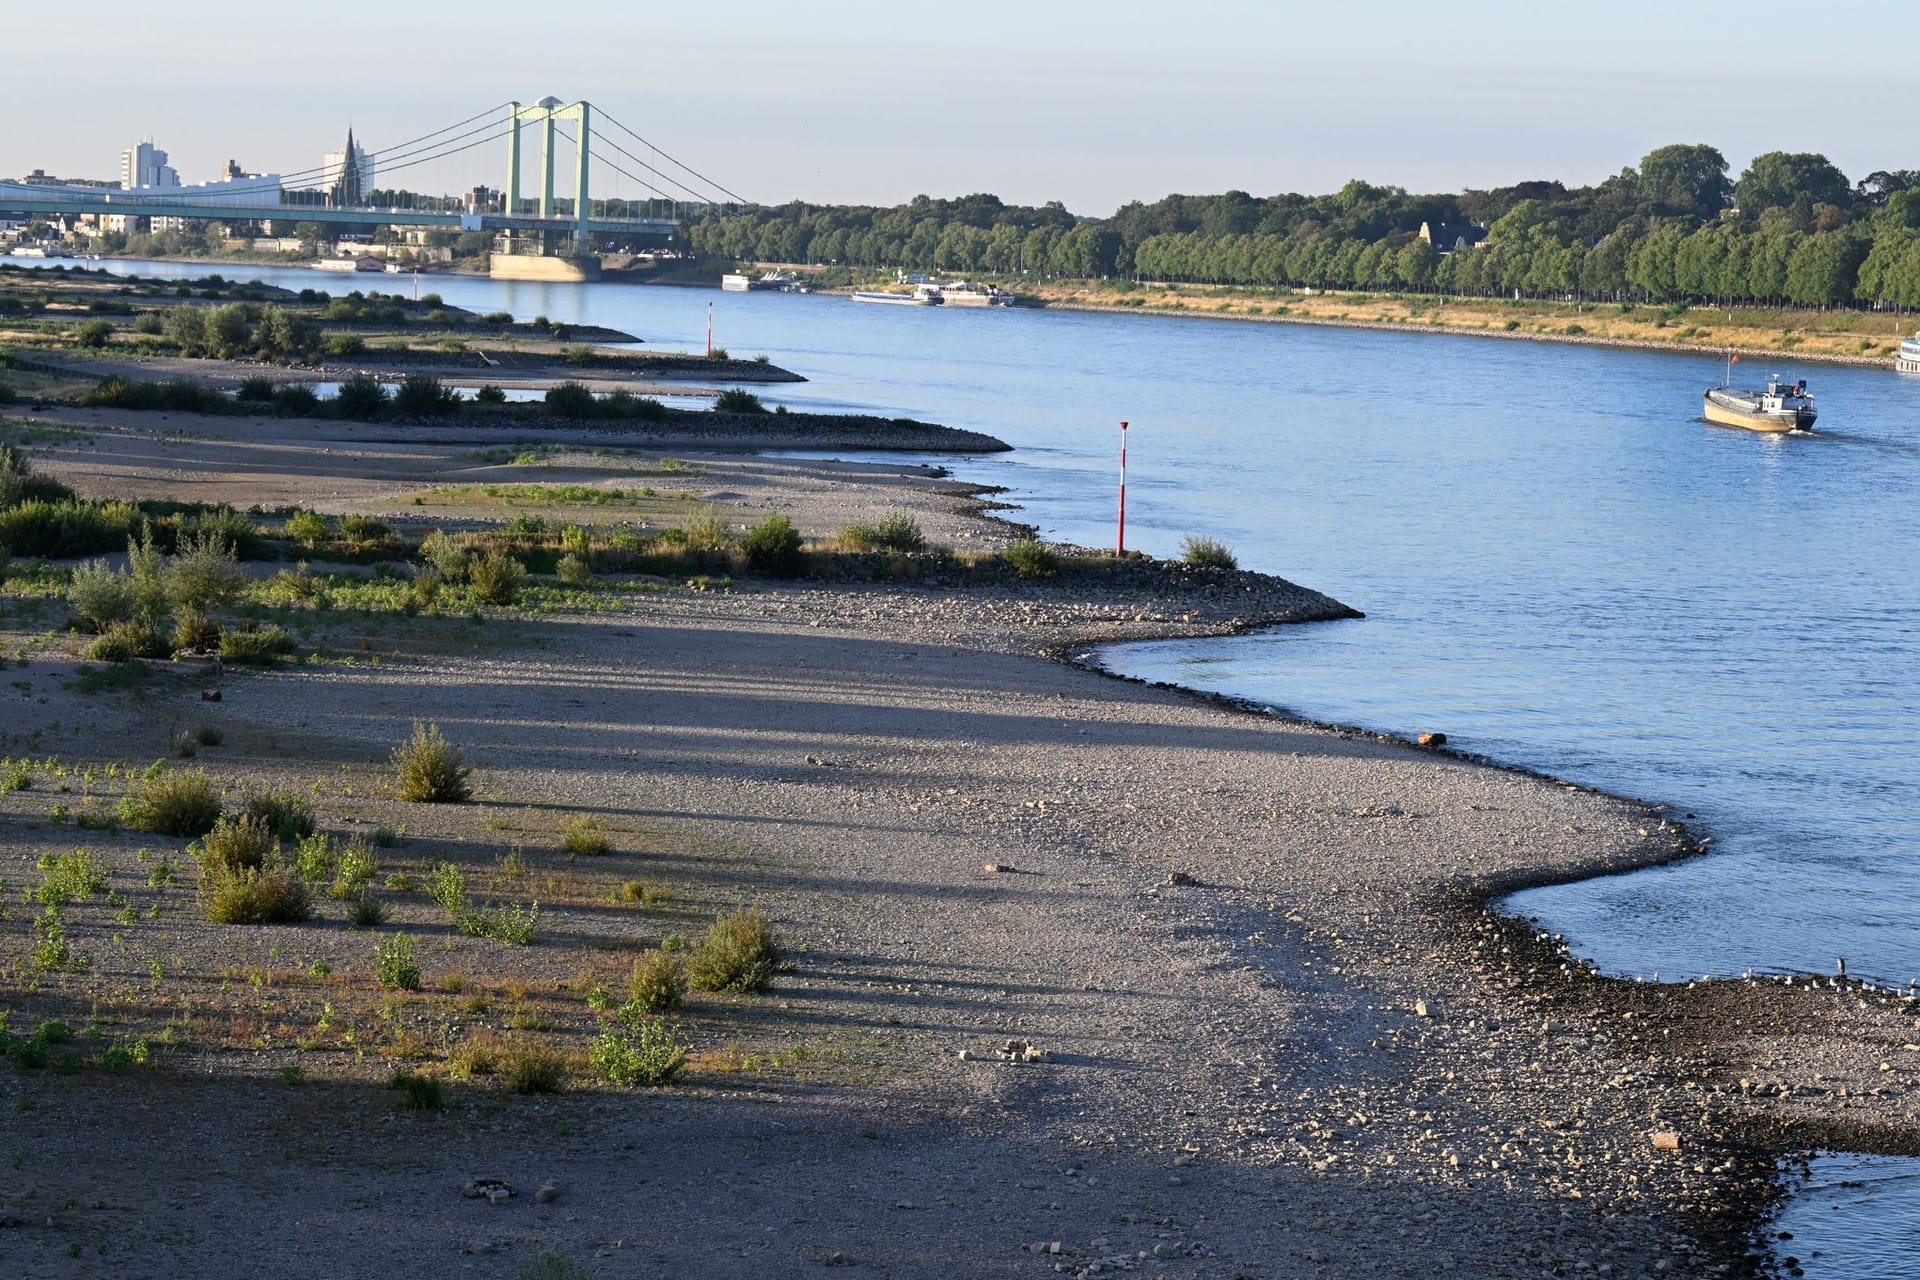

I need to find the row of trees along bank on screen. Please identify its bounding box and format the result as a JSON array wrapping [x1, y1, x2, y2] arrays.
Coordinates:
[[679, 145, 1920, 308]]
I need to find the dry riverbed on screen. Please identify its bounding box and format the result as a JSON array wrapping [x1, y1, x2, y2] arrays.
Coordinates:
[[0, 409, 1912, 1279]]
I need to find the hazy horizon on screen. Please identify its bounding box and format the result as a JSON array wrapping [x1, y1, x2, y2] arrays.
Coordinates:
[[6, 0, 1915, 216]]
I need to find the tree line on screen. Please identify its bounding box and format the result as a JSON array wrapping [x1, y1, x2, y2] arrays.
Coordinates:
[[678, 146, 1920, 308]]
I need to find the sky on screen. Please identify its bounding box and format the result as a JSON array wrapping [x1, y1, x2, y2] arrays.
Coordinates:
[[6, 0, 1917, 215]]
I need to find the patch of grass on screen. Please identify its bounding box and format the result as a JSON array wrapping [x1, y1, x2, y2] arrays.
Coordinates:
[[839, 511, 927, 552], [619, 879, 673, 905], [345, 886, 387, 929], [373, 934, 421, 990], [687, 907, 780, 994], [194, 814, 278, 876], [85, 620, 168, 662], [499, 1038, 567, 1094], [389, 1069, 444, 1111], [220, 625, 296, 664], [392, 722, 472, 803], [1179, 534, 1238, 570], [194, 723, 224, 747], [457, 900, 539, 946], [590, 1019, 687, 1087], [741, 514, 803, 577], [1004, 538, 1058, 579], [119, 767, 223, 836], [560, 815, 612, 857]]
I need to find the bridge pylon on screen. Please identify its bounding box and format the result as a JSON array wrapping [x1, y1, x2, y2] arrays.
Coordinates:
[[496, 97, 597, 280]]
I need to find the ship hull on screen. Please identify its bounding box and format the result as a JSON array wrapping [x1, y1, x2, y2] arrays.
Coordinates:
[[850, 291, 938, 306], [1703, 392, 1813, 433]]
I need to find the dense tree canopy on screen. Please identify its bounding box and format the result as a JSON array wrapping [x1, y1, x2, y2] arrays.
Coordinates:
[[679, 142, 1920, 309]]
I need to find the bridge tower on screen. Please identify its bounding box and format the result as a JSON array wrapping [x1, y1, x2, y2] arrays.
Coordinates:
[[496, 97, 597, 280]]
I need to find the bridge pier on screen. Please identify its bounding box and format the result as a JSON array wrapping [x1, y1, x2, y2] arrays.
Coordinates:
[[489, 252, 601, 282], [495, 97, 598, 277]]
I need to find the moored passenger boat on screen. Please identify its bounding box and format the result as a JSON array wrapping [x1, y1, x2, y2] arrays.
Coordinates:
[[1703, 375, 1816, 433], [1897, 334, 1920, 374]]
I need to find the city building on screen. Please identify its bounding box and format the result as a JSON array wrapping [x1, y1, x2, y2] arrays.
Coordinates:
[[323, 129, 374, 207], [120, 141, 180, 191], [1418, 222, 1488, 254]]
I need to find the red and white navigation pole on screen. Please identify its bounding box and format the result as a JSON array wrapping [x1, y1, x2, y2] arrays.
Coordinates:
[[706, 302, 714, 358], [1116, 420, 1129, 555]]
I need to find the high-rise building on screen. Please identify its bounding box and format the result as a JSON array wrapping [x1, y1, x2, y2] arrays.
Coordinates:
[[120, 141, 180, 191], [322, 129, 374, 207]]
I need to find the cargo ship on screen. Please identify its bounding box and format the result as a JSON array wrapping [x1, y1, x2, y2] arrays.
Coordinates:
[[1703, 374, 1816, 433]]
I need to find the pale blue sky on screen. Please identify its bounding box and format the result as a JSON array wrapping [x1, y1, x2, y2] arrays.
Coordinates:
[[7, 0, 1915, 213]]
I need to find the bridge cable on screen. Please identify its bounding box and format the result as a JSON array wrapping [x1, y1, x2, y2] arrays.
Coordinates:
[[594, 110, 747, 204]]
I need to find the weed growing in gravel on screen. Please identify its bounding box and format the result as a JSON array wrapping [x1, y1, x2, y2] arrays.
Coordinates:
[[688, 907, 780, 993], [194, 724, 223, 747], [449, 1028, 503, 1078], [560, 816, 611, 857], [389, 1069, 443, 1112], [1, 759, 32, 792], [468, 551, 527, 606], [119, 767, 222, 836], [499, 1038, 566, 1093], [625, 950, 686, 1014], [373, 934, 421, 990], [838, 511, 928, 553], [457, 900, 539, 946], [619, 879, 672, 905], [201, 864, 311, 925], [241, 786, 315, 840], [392, 722, 472, 803], [345, 887, 387, 929], [35, 849, 108, 908], [221, 625, 296, 665], [1179, 534, 1238, 570], [425, 861, 469, 913], [741, 514, 803, 577], [330, 838, 378, 900], [516, 1252, 587, 1280], [193, 815, 277, 876], [590, 1019, 686, 1087], [1004, 538, 1058, 580]]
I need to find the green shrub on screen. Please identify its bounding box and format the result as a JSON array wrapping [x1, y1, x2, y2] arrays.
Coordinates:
[[424, 861, 469, 913], [394, 722, 472, 803], [589, 1019, 687, 1087], [220, 625, 295, 664], [193, 814, 278, 876], [373, 933, 421, 990], [333, 375, 388, 417], [0, 498, 137, 557], [339, 512, 391, 541], [166, 529, 245, 613], [389, 1069, 442, 1111], [172, 610, 221, 653], [741, 514, 803, 577], [120, 768, 223, 836], [1004, 538, 1058, 579], [35, 849, 108, 909], [323, 333, 366, 358], [687, 906, 779, 993], [474, 384, 508, 404], [500, 1039, 566, 1093], [67, 560, 137, 631], [330, 837, 379, 900], [555, 552, 592, 586], [395, 373, 458, 416], [468, 551, 526, 605], [560, 815, 611, 856], [418, 529, 470, 580], [626, 949, 686, 1014], [345, 887, 387, 929], [273, 384, 320, 416], [841, 511, 927, 552], [202, 864, 311, 924], [241, 786, 315, 840], [283, 510, 328, 546], [544, 381, 597, 419], [457, 900, 539, 945], [75, 318, 113, 349], [712, 389, 767, 414], [1179, 534, 1238, 570], [235, 375, 277, 403]]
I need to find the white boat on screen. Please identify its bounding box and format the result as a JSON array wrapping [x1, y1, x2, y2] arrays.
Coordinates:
[[9, 245, 50, 258], [314, 255, 384, 273], [722, 270, 797, 292], [934, 281, 1016, 307], [851, 284, 943, 306], [1898, 334, 1920, 374], [1703, 374, 1816, 433]]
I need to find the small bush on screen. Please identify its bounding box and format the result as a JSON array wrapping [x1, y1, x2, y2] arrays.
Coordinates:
[[393, 722, 472, 803], [346, 887, 387, 928], [560, 815, 612, 857], [333, 375, 389, 417], [712, 389, 767, 414], [166, 529, 246, 613], [35, 849, 108, 909], [418, 529, 470, 580], [74, 319, 114, 348], [172, 610, 221, 653], [241, 786, 315, 840], [323, 333, 366, 358], [425, 861, 469, 913], [374, 934, 421, 990], [120, 767, 223, 836], [1004, 538, 1058, 579], [331, 838, 379, 900], [457, 900, 539, 946], [590, 1019, 687, 1087], [235, 375, 277, 403], [544, 381, 597, 419], [273, 384, 320, 416], [194, 814, 278, 876], [0, 498, 136, 558], [195, 722, 224, 747], [1179, 534, 1238, 570], [203, 865, 311, 925], [687, 906, 780, 993], [741, 514, 803, 577], [395, 373, 458, 416], [500, 1039, 566, 1093], [474, 383, 508, 404], [389, 1070, 442, 1111], [67, 560, 137, 630], [468, 551, 526, 606], [85, 619, 167, 662], [841, 511, 926, 552], [221, 625, 296, 664], [626, 950, 686, 1014], [555, 552, 592, 587]]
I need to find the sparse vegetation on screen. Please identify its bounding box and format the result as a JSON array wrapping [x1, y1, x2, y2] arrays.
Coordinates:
[[1004, 537, 1059, 579], [120, 767, 223, 836], [626, 949, 687, 1013], [560, 815, 612, 857], [688, 906, 780, 993], [500, 1038, 567, 1093], [590, 1018, 687, 1087], [374, 934, 422, 990], [1180, 534, 1238, 570], [741, 513, 804, 577], [839, 511, 927, 552], [392, 722, 472, 803]]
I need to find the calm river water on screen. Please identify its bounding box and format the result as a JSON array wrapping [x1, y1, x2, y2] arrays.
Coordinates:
[[24, 256, 1920, 1268]]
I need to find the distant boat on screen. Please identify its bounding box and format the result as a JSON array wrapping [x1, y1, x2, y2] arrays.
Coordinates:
[[722, 270, 796, 292], [851, 284, 942, 306], [934, 281, 1016, 307], [1898, 334, 1920, 375], [1704, 368, 1816, 433], [314, 255, 384, 273]]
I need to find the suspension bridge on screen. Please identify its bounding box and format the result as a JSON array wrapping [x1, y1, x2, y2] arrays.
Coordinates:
[[0, 99, 743, 279]]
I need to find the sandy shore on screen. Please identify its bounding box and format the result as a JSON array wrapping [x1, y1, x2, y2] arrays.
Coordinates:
[[0, 408, 1913, 1278]]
